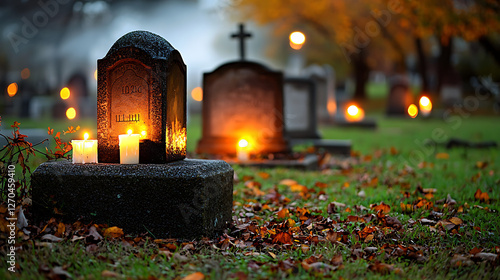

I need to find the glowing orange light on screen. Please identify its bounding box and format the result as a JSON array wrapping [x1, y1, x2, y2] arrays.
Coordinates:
[[94, 69, 98, 81], [141, 131, 147, 137], [327, 98, 337, 116], [21, 68, 30, 80], [238, 139, 249, 148], [345, 104, 365, 122], [7, 83, 18, 97], [60, 87, 70, 100], [84, 132, 89, 140], [419, 96, 432, 116], [169, 117, 186, 153], [66, 107, 76, 120], [289, 31, 306, 50], [127, 129, 133, 135], [407, 104, 418, 118], [191, 87, 203, 101]]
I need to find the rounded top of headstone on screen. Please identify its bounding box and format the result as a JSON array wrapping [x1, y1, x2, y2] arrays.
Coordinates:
[[106, 30, 176, 59]]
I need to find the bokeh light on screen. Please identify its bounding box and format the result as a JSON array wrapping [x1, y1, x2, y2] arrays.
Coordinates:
[[60, 87, 70, 100], [289, 31, 306, 50], [21, 68, 30, 80], [66, 107, 76, 120], [7, 83, 18, 97], [191, 87, 203, 101], [408, 104, 418, 118]]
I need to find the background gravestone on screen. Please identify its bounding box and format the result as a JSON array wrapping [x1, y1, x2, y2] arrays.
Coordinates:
[[284, 77, 320, 139], [197, 24, 288, 155], [97, 31, 186, 163], [301, 64, 336, 123], [197, 61, 288, 154], [386, 75, 413, 116]]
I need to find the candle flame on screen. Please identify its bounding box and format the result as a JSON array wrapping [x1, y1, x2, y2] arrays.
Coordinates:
[[141, 131, 147, 137], [407, 104, 418, 118], [127, 129, 133, 135], [289, 31, 305, 50], [84, 132, 89, 140], [345, 104, 365, 122], [238, 139, 249, 148]]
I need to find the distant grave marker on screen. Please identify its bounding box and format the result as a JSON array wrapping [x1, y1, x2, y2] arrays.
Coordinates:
[[197, 24, 288, 155], [386, 75, 413, 116]]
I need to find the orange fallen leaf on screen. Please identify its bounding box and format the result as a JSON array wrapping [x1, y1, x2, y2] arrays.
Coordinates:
[[182, 272, 205, 280], [315, 182, 328, 188], [290, 184, 308, 193], [279, 179, 298, 186], [277, 208, 290, 219], [103, 226, 124, 238], [258, 172, 270, 179], [272, 231, 292, 244], [101, 270, 119, 277], [55, 222, 66, 238], [435, 152, 449, 159], [371, 202, 390, 213], [449, 217, 463, 225], [476, 161, 488, 169], [390, 147, 398, 155], [474, 188, 490, 202]]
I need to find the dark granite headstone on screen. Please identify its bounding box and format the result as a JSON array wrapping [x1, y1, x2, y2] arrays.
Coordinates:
[[97, 31, 186, 163], [386, 75, 413, 116], [197, 61, 288, 155], [284, 77, 320, 139]]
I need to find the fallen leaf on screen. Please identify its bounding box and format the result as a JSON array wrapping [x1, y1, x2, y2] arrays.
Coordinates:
[[449, 217, 463, 225], [182, 272, 205, 280], [279, 179, 298, 186], [41, 234, 63, 242], [277, 208, 289, 219], [101, 270, 119, 278], [371, 202, 390, 213], [257, 172, 270, 179], [104, 226, 124, 238], [435, 152, 449, 159], [473, 252, 498, 262], [474, 188, 490, 202]]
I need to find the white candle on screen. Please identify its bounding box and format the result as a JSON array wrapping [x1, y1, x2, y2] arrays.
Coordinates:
[[237, 139, 250, 162], [119, 129, 140, 164], [72, 133, 97, 164]]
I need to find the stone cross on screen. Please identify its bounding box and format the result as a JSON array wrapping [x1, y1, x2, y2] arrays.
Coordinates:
[[231, 23, 252, 60]]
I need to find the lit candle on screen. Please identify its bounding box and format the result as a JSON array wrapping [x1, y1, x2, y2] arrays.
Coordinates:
[[72, 133, 97, 164], [237, 139, 249, 162], [419, 96, 432, 117], [119, 129, 140, 164]]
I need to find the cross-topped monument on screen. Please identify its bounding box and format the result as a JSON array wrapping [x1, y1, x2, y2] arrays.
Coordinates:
[[231, 23, 252, 60]]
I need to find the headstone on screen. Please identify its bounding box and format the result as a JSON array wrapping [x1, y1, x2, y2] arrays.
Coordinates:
[[33, 31, 234, 239], [386, 75, 413, 116], [283, 77, 320, 139], [301, 64, 336, 122], [197, 24, 288, 155], [97, 31, 186, 163], [440, 71, 462, 107]]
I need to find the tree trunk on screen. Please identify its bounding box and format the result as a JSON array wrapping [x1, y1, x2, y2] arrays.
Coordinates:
[[352, 50, 369, 100], [415, 36, 430, 93], [437, 36, 453, 92], [478, 35, 500, 66]]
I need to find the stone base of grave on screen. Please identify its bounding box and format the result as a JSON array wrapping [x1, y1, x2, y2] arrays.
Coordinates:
[[226, 154, 319, 170], [334, 118, 377, 129], [31, 159, 233, 239], [290, 139, 352, 156]]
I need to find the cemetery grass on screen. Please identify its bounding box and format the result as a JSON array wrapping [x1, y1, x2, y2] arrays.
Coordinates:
[[1, 115, 500, 279]]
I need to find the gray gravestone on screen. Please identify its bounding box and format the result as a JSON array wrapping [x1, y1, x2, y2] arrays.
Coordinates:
[[301, 64, 336, 122], [284, 77, 320, 139]]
